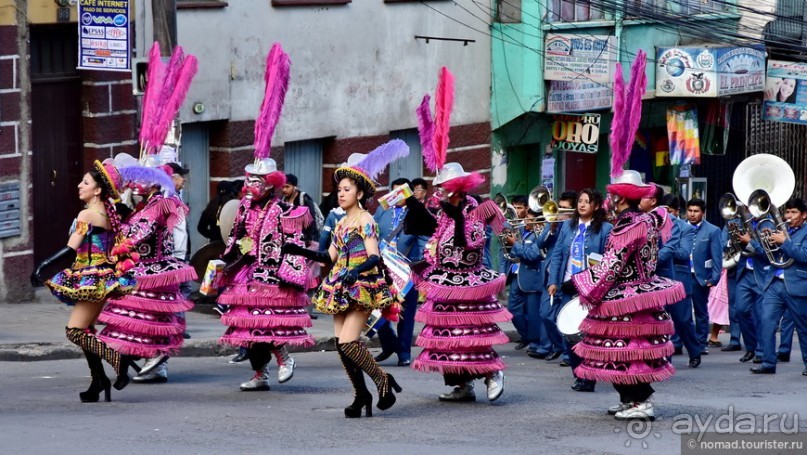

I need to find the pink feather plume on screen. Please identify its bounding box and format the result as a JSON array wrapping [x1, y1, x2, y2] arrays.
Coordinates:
[[253, 43, 291, 160], [417, 94, 437, 173], [147, 46, 186, 153], [432, 67, 454, 173], [610, 51, 647, 178], [152, 54, 198, 153], [139, 42, 165, 148]]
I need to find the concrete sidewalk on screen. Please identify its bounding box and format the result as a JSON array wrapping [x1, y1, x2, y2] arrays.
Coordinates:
[[0, 289, 517, 361]]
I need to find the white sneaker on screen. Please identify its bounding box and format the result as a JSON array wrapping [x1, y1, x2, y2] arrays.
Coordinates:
[[484, 370, 505, 402], [275, 346, 295, 383], [607, 402, 632, 415], [240, 368, 271, 391], [139, 354, 169, 376], [438, 383, 476, 402], [133, 363, 168, 383], [614, 401, 655, 420]]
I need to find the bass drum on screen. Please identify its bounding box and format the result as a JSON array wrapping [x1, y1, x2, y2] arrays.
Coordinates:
[[557, 296, 588, 344], [189, 240, 226, 283], [219, 199, 240, 241]]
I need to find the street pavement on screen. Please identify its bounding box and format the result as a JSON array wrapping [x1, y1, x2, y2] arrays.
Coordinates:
[[1, 292, 806, 454]]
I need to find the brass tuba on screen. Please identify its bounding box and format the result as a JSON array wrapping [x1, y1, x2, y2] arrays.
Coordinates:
[[494, 193, 519, 261], [718, 193, 754, 269], [733, 154, 796, 268]]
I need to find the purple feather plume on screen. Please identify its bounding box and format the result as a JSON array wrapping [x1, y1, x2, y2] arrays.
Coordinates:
[[625, 49, 647, 160], [356, 139, 410, 181], [610, 63, 627, 178], [140, 42, 165, 148], [254, 43, 291, 160], [119, 165, 176, 196], [417, 94, 438, 173]]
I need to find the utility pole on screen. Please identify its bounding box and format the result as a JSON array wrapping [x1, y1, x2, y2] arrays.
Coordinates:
[[152, 0, 177, 56]]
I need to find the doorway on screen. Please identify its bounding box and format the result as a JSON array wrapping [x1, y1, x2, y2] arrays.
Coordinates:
[[30, 24, 83, 265]]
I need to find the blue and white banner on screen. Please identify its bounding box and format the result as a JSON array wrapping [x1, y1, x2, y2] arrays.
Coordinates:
[[77, 0, 130, 72]]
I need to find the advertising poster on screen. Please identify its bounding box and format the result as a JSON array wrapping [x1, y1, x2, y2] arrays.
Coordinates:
[[656, 45, 764, 97], [547, 80, 612, 113], [762, 59, 807, 125], [544, 34, 616, 84], [78, 0, 130, 72], [549, 113, 600, 154]]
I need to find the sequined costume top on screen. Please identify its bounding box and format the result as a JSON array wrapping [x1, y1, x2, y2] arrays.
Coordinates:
[[45, 220, 136, 305], [405, 197, 511, 377], [571, 208, 686, 385], [313, 218, 393, 315], [122, 193, 197, 287], [216, 196, 315, 348]]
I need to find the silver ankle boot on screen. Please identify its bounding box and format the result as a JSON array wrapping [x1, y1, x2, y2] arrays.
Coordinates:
[[240, 367, 271, 391], [484, 370, 505, 402], [275, 346, 295, 384], [438, 382, 476, 402]]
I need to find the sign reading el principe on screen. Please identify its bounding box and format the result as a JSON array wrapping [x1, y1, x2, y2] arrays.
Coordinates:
[[655, 45, 765, 97], [78, 0, 130, 72]]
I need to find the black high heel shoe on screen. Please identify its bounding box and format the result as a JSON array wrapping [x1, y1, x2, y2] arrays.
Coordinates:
[[80, 376, 112, 403], [377, 374, 402, 410], [113, 356, 137, 391], [345, 393, 373, 418]]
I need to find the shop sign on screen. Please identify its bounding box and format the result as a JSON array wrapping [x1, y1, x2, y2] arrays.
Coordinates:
[[547, 80, 612, 113], [78, 0, 130, 72], [550, 113, 600, 153], [655, 45, 765, 97], [762, 60, 807, 125], [544, 34, 616, 84]]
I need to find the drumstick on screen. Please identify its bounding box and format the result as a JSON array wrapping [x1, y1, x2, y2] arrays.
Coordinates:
[[550, 294, 554, 306]]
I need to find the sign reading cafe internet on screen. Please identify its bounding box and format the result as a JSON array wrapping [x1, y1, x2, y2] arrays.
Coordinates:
[[550, 113, 600, 154]]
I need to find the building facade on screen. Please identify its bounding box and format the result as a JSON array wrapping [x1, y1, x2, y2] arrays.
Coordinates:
[[490, 0, 807, 225], [0, 0, 493, 301]]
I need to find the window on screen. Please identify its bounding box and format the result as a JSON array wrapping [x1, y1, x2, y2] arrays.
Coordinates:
[[272, 0, 351, 6], [176, 0, 228, 9], [545, 0, 729, 23], [284, 139, 324, 203], [389, 129, 424, 183]]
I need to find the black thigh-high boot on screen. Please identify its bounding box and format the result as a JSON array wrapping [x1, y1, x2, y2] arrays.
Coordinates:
[[66, 327, 135, 390], [79, 350, 111, 402], [336, 338, 372, 417], [339, 340, 402, 411]]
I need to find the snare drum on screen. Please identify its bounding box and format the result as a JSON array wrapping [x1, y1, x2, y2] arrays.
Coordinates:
[[557, 296, 588, 344]]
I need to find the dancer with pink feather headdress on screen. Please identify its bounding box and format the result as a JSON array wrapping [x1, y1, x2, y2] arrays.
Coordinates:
[[403, 67, 511, 403], [96, 43, 199, 383], [569, 50, 686, 421], [215, 43, 316, 392]]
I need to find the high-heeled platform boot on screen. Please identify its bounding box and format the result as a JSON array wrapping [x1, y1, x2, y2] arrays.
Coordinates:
[[66, 327, 135, 391], [339, 340, 402, 411], [336, 340, 372, 418], [79, 350, 111, 403]]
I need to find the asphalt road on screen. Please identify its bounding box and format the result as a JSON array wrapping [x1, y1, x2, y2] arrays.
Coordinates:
[[1, 344, 805, 455]]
